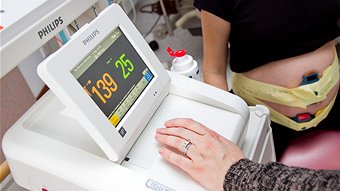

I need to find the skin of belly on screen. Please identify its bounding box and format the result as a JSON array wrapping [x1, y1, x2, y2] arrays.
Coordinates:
[[242, 41, 339, 117]]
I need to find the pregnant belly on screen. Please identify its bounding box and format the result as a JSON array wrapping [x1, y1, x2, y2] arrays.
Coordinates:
[[242, 41, 339, 117]]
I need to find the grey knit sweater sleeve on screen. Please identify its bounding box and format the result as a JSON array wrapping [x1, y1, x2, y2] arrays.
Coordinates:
[[224, 159, 340, 191]]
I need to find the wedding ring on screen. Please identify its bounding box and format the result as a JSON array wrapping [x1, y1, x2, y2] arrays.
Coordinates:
[[182, 140, 192, 156]]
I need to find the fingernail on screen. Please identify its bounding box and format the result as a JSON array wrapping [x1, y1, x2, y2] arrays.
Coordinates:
[[155, 134, 160, 140], [156, 128, 165, 133], [159, 148, 164, 155]]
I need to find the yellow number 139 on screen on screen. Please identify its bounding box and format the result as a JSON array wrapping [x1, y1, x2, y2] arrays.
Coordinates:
[[88, 73, 118, 104]]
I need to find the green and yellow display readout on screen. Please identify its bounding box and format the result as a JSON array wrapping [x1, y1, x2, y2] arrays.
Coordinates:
[[72, 28, 154, 132]]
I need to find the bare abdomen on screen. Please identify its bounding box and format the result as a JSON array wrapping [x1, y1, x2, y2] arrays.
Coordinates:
[[242, 41, 339, 117]]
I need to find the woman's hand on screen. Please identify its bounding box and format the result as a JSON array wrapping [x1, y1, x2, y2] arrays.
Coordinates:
[[155, 118, 245, 191]]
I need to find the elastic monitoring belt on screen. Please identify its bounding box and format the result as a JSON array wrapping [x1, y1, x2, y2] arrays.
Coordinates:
[[232, 52, 339, 131]]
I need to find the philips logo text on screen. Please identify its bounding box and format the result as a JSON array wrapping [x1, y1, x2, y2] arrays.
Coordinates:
[[82, 29, 100, 46], [37, 17, 63, 39]]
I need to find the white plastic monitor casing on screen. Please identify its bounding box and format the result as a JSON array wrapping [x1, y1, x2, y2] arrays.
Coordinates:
[[0, 0, 97, 78], [37, 4, 171, 163], [2, 71, 257, 191]]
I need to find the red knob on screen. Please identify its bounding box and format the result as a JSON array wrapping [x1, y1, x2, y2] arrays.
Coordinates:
[[167, 47, 186, 57]]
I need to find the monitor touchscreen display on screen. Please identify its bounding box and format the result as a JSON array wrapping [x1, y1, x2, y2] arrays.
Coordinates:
[[72, 27, 154, 136]]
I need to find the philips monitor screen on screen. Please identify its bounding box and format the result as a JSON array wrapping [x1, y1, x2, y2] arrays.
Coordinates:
[[71, 27, 154, 137]]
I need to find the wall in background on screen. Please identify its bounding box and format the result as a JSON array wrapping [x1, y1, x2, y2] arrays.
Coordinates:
[[0, 67, 36, 164]]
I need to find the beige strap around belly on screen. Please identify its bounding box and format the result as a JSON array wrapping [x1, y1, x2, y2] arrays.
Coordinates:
[[235, 89, 337, 131], [233, 54, 339, 109], [232, 53, 339, 131]]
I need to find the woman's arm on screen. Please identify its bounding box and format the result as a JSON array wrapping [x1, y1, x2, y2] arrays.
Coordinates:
[[201, 10, 231, 91], [225, 159, 340, 191], [155, 118, 340, 191]]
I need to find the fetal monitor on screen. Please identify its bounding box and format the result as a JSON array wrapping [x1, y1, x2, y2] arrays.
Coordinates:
[[3, 4, 273, 191]]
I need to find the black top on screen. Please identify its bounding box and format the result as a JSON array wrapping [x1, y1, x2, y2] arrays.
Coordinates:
[[194, 0, 340, 73], [224, 159, 340, 190]]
